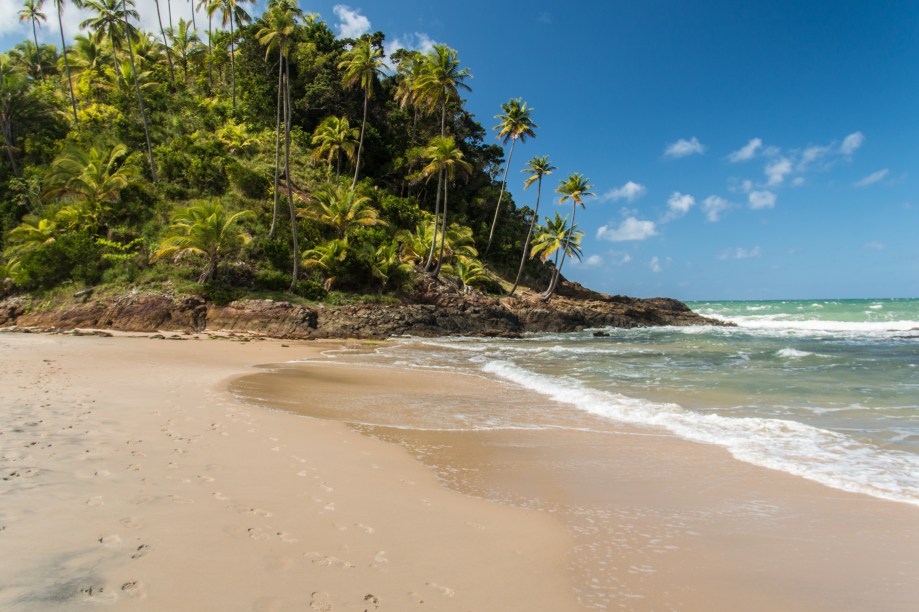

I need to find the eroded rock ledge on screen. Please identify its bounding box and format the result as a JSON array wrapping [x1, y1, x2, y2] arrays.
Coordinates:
[[0, 278, 726, 340]]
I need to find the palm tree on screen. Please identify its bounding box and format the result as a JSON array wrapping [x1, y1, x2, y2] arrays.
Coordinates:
[[169, 17, 202, 82], [80, 0, 138, 76], [212, 0, 253, 109], [18, 0, 47, 79], [197, 0, 213, 87], [153, 200, 254, 283], [154, 0, 177, 84], [485, 98, 537, 255], [416, 135, 472, 276], [299, 183, 385, 240], [542, 173, 592, 300], [49, 0, 79, 123], [257, 0, 298, 239], [4, 216, 57, 262], [119, 0, 157, 182], [310, 116, 359, 178], [338, 38, 384, 188], [510, 155, 555, 296], [530, 212, 582, 300]]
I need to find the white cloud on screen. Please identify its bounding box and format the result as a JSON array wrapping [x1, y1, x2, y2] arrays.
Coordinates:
[[798, 144, 831, 171], [650, 256, 662, 273], [385, 32, 438, 56], [720, 246, 762, 260], [571, 254, 603, 268], [333, 4, 372, 38], [702, 195, 730, 222], [728, 138, 762, 162], [840, 131, 864, 155], [748, 190, 777, 210], [611, 253, 632, 266], [854, 168, 888, 187], [601, 180, 646, 202], [662, 191, 695, 222], [596, 217, 657, 242], [765, 157, 792, 186], [864, 241, 885, 250], [664, 137, 705, 159]]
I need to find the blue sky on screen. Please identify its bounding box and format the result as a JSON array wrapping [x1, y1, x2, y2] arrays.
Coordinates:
[[2, 0, 917, 300]]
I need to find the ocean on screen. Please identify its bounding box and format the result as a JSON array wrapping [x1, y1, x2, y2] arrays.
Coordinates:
[[316, 298, 919, 508]]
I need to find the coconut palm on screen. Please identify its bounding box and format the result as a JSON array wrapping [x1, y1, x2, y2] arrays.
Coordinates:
[[542, 173, 592, 300], [530, 212, 582, 300], [338, 38, 384, 188], [299, 183, 385, 240], [168, 17, 202, 82], [416, 135, 472, 276], [196, 0, 213, 86], [485, 98, 537, 254], [80, 0, 138, 76], [18, 0, 46, 79], [118, 0, 156, 182], [300, 237, 347, 290], [153, 200, 254, 283], [49, 0, 79, 123], [4, 216, 57, 261], [212, 0, 253, 109], [154, 0, 176, 84], [447, 257, 489, 293], [510, 155, 555, 296], [310, 116, 359, 178]]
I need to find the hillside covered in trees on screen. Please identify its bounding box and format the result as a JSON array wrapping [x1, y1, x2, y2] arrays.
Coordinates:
[[1, 0, 594, 308]]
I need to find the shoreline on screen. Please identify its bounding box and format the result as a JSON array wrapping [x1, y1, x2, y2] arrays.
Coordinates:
[[2, 331, 918, 610]]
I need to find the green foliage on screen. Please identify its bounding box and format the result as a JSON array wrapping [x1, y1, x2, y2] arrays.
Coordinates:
[[15, 230, 103, 289]]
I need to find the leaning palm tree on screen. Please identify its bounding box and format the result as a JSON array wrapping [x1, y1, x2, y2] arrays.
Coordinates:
[[510, 155, 555, 296], [120, 0, 156, 182], [80, 0, 138, 76], [299, 182, 385, 240], [542, 173, 592, 300], [416, 135, 472, 276], [485, 98, 537, 254], [18, 0, 47, 79], [530, 212, 582, 300], [153, 200, 254, 283], [49, 0, 79, 123], [338, 38, 384, 188], [310, 116, 359, 178]]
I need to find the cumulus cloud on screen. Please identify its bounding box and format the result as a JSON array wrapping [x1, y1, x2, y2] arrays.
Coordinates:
[[720, 246, 762, 260], [333, 4, 371, 38], [571, 254, 603, 268], [662, 191, 695, 222], [650, 256, 662, 273], [702, 196, 730, 222], [596, 217, 657, 242], [854, 168, 888, 187], [840, 131, 864, 155], [765, 157, 792, 186], [797, 144, 832, 171], [664, 137, 705, 159], [384, 32, 438, 59], [748, 190, 776, 210], [600, 180, 646, 202], [728, 138, 762, 162], [0, 0, 25, 37]]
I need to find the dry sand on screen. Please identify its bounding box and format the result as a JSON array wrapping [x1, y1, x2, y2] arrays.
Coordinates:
[[2, 331, 918, 611]]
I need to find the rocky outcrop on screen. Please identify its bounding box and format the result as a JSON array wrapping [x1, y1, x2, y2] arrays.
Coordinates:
[[0, 279, 725, 339]]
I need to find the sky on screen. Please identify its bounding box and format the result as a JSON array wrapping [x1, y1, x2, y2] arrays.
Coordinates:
[[2, 0, 918, 300]]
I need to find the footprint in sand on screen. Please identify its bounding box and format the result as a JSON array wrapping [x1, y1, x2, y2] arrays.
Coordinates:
[[309, 591, 333, 611], [131, 544, 152, 559], [80, 585, 116, 601], [120, 517, 142, 529], [213, 492, 230, 501], [99, 534, 122, 546], [371, 551, 388, 568], [247, 527, 269, 542], [120, 581, 146, 599], [86, 496, 104, 507], [235, 505, 272, 517], [276, 531, 298, 543], [304, 552, 354, 569], [319, 483, 334, 493], [425, 582, 455, 598]]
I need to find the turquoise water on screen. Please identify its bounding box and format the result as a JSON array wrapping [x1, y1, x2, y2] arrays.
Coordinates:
[[315, 298, 919, 507]]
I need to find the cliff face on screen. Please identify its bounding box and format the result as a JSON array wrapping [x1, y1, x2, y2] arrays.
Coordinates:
[[0, 279, 726, 339]]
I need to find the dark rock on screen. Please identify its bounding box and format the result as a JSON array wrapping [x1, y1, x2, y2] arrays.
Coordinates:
[[593, 331, 610, 337]]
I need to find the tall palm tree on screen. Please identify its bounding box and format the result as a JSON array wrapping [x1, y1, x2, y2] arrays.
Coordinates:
[[80, 0, 138, 76], [153, 0, 176, 84], [197, 0, 213, 87], [485, 97, 537, 254], [120, 0, 157, 182], [18, 0, 47, 79], [49, 0, 79, 123], [213, 0, 253, 110], [542, 173, 592, 300], [510, 155, 555, 296], [299, 183, 385, 240], [153, 200, 254, 283], [338, 38, 384, 188], [310, 116, 359, 178], [530, 212, 582, 298], [417, 135, 472, 276], [169, 18, 202, 82]]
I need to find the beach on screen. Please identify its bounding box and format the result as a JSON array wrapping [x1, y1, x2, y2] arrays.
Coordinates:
[[2, 331, 918, 610]]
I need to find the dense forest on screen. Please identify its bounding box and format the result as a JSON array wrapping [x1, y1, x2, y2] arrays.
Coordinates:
[[0, 0, 593, 306]]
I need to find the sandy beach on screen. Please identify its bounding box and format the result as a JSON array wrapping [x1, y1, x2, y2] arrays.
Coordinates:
[[2, 331, 918, 611]]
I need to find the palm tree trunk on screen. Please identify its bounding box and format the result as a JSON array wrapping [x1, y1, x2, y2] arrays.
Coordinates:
[[485, 136, 516, 255], [510, 176, 541, 296], [1, 124, 21, 177], [154, 0, 177, 85], [57, 7, 79, 125], [123, 0, 157, 183], [109, 30, 121, 76], [167, 0, 174, 30], [433, 175, 449, 277], [268, 56, 282, 238], [541, 205, 576, 302], [230, 12, 237, 110], [206, 15, 213, 88], [424, 169, 443, 271], [31, 21, 42, 78], [189, 0, 197, 32], [351, 87, 368, 189], [284, 59, 299, 291]]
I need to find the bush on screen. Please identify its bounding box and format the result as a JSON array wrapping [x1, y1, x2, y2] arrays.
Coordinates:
[[227, 161, 270, 199], [295, 279, 327, 301], [16, 231, 104, 289]]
